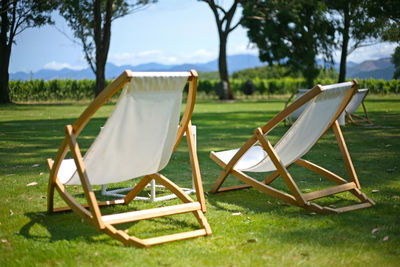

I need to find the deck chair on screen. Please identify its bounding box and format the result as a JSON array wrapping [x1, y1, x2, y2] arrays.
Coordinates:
[[344, 88, 372, 125], [286, 88, 372, 126], [46, 70, 211, 247], [100, 125, 197, 201], [210, 80, 375, 214]]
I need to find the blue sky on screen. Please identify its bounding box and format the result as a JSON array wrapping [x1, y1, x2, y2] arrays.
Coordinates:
[[9, 0, 396, 73]]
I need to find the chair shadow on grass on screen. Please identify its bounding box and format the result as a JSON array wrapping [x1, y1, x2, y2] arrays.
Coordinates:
[[205, 172, 400, 249], [20, 200, 201, 246]]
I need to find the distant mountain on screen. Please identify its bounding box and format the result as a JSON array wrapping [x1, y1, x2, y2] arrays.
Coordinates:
[[10, 54, 397, 81], [10, 54, 266, 81], [346, 58, 395, 80]]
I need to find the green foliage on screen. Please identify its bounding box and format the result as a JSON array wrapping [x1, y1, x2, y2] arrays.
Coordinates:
[[392, 46, 400, 80], [232, 65, 338, 81], [241, 0, 336, 87], [231, 65, 301, 80], [8, 77, 400, 102]]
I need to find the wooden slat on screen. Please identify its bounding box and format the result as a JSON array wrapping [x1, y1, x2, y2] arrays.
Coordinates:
[[173, 70, 198, 152], [210, 148, 298, 205], [335, 202, 372, 213], [263, 170, 281, 185], [53, 199, 125, 213], [209, 136, 258, 193], [144, 229, 207, 247], [54, 180, 93, 224], [331, 120, 361, 188], [65, 125, 104, 229], [217, 184, 252, 192], [186, 120, 206, 212], [303, 182, 356, 201], [295, 159, 348, 185], [261, 85, 323, 134], [124, 175, 153, 204], [102, 202, 201, 225], [255, 128, 306, 205], [72, 71, 131, 136]]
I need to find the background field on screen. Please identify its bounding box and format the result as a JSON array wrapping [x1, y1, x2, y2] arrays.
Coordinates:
[[0, 95, 399, 266]]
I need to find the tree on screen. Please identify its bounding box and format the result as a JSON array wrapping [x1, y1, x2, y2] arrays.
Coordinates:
[[241, 0, 335, 88], [366, 0, 400, 80], [0, 0, 56, 104], [59, 0, 155, 96], [199, 0, 242, 100], [325, 0, 388, 82], [392, 46, 400, 79]]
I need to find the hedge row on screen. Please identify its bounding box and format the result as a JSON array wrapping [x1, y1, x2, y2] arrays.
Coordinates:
[[9, 77, 400, 102]]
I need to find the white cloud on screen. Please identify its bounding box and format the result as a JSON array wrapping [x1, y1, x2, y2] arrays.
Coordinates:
[[330, 42, 397, 64], [228, 44, 259, 56], [346, 43, 396, 63], [43, 61, 86, 70], [108, 49, 219, 66]]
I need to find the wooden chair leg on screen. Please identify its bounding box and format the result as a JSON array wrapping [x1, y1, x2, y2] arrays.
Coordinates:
[[331, 121, 361, 188], [186, 120, 206, 212], [255, 128, 306, 205]]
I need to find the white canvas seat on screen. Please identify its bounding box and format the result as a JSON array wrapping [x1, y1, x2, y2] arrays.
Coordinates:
[[100, 125, 197, 201], [47, 70, 211, 247], [287, 88, 371, 125], [210, 80, 374, 214], [344, 88, 371, 124]]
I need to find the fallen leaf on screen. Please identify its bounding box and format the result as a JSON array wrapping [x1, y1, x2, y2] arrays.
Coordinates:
[[1, 239, 12, 249], [232, 212, 241, 216], [9, 210, 13, 216], [267, 201, 272, 205], [26, 182, 38, 187], [383, 236, 389, 241], [371, 228, 380, 234], [39, 172, 44, 176], [372, 189, 379, 193], [32, 164, 40, 167]]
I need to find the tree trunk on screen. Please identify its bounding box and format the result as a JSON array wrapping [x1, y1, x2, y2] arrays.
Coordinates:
[[93, 0, 112, 96], [0, 56, 11, 104], [95, 61, 106, 96], [0, 0, 11, 104], [339, 5, 350, 83], [218, 34, 234, 100]]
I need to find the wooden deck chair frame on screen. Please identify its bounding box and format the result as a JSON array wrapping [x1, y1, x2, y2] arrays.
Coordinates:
[[210, 80, 375, 214], [46, 70, 211, 247], [345, 88, 372, 125]]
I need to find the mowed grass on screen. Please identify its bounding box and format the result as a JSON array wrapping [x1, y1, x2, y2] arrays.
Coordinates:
[[0, 95, 399, 266]]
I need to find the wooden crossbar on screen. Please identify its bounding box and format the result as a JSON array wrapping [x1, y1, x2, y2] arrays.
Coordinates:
[[144, 229, 207, 247], [217, 184, 252, 192], [303, 182, 357, 201], [334, 202, 373, 213], [102, 202, 201, 225]]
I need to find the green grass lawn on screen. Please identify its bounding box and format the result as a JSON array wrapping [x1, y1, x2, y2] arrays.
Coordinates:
[[0, 95, 399, 266]]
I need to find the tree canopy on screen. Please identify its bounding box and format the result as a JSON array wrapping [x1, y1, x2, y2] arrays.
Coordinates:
[[241, 0, 335, 88], [59, 0, 155, 95]]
